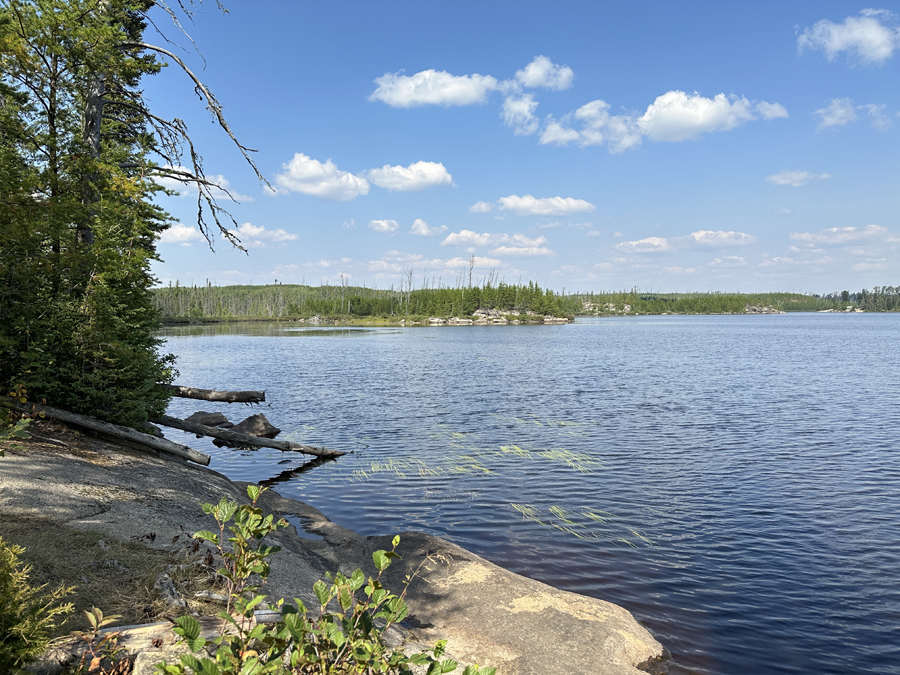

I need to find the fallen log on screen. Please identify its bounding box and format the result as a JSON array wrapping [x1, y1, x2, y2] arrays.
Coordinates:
[[7, 400, 211, 466], [152, 414, 345, 459], [161, 385, 265, 404]]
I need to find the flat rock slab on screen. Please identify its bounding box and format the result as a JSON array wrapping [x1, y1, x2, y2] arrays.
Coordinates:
[[2, 423, 667, 675]]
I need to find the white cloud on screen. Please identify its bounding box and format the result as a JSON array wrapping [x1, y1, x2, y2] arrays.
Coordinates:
[[798, 9, 900, 64], [490, 243, 554, 256], [515, 55, 574, 90], [756, 101, 789, 120], [158, 222, 204, 245], [410, 219, 448, 237], [615, 237, 671, 253], [154, 166, 254, 202], [501, 94, 540, 135], [689, 230, 757, 246], [766, 170, 831, 187], [343, 218, 356, 229], [541, 92, 785, 151], [814, 98, 858, 129], [497, 194, 596, 216], [789, 224, 889, 246], [368, 219, 399, 234], [441, 230, 504, 247], [369, 69, 499, 107], [664, 266, 697, 275], [859, 103, 893, 130], [274, 153, 370, 201], [489, 233, 550, 257], [365, 161, 454, 191], [539, 118, 582, 146], [852, 258, 889, 271], [439, 231, 550, 256], [469, 201, 494, 213], [227, 222, 298, 248], [774, 208, 792, 215], [586, 230, 602, 237], [637, 91, 757, 142], [709, 256, 747, 267]]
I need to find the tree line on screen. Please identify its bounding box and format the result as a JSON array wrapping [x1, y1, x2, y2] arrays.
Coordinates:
[[151, 282, 900, 321], [151, 279, 568, 320]]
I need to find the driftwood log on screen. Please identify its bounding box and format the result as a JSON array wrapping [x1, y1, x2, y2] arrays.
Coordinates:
[[161, 385, 265, 404], [8, 400, 211, 466], [152, 414, 344, 458]]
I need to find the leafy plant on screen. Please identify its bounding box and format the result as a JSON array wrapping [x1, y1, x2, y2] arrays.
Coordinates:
[[0, 537, 73, 673], [70, 607, 130, 675], [156, 486, 495, 675]]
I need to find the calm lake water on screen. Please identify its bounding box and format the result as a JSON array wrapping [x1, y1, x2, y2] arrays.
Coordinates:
[[158, 314, 900, 675]]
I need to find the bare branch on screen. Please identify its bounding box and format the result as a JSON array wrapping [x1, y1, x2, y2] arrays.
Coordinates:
[[119, 40, 267, 187]]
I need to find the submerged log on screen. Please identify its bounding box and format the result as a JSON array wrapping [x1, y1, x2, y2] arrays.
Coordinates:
[[161, 385, 265, 404], [7, 400, 211, 465], [152, 414, 344, 458]]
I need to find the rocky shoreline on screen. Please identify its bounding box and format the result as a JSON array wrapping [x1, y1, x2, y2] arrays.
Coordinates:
[[0, 422, 668, 675]]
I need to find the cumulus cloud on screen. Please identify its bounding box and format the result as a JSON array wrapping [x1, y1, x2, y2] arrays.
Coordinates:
[[158, 222, 204, 246], [501, 94, 540, 135], [798, 9, 900, 64], [439, 230, 552, 256], [756, 101, 789, 120], [637, 91, 757, 142], [410, 219, 448, 236], [540, 91, 786, 151], [689, 230, 757, 246], [766, 170, 831, 187], [369, 69, 499, 107], [368, 219, 399, 234], [469, 201, 494, 213], [275, 153, 370, 201], [489, 234, 553, 257], [814, 98, 858, 129], [789, 224, 889, 246], [497, 194, 596, 216], [441, 230, 504, 247], [365, 161, 453, 191], [515, 55, 574, 90], [614, 237, 671, 253], [154, 166, 254, 202], [227, 222, 298, 248], [859, 103, 893, 130]]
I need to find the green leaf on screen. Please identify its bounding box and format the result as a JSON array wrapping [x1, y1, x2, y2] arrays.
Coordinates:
[[391, 534, 400, 547], [349, 569, 365, 591], [246, 484, 261, 502], [313, 579, 330, 606], [372, 549, 391, 571], [193, 530, 220, 545]]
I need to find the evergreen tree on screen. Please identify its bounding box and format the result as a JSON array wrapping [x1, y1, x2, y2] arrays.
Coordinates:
[[0, 0, 256, 426]]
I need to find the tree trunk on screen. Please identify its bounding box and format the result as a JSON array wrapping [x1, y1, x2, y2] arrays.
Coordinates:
[[152, 415, 344, 458], [161, 385, 266, 404], [9, 400, 210, 465]]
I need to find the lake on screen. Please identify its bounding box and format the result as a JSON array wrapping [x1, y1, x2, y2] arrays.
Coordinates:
[[158, 314, 900, 675]]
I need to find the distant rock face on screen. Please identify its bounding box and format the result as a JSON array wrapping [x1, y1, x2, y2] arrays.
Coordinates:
[[744, 304, 786, 314]]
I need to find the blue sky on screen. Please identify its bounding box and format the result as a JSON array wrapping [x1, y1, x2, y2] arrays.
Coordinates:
[[147, 2, 899, 293]]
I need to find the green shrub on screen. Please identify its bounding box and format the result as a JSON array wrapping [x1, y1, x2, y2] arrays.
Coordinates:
[[157, 486, 494, 675], [0, 537, 73, 673]]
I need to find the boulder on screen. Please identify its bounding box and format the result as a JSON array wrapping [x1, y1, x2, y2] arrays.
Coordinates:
[[185, 411, 230, 427], [229, 413, 280, 439]]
